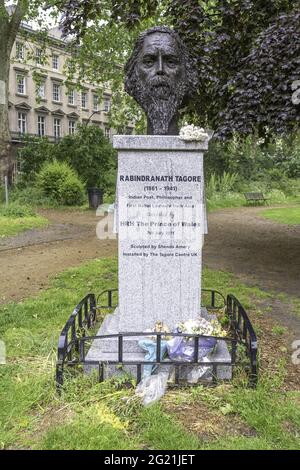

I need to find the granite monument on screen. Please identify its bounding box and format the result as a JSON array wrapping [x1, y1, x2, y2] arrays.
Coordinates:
[[86, 27, 231, 382]]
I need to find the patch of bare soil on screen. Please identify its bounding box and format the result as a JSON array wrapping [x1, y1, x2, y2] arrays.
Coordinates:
[[204, 205, 300, 342], [0, 208, 117, 304], [249, 301, 300, 390], [163, 396, 256, 442], [204, 206, 300, 298]]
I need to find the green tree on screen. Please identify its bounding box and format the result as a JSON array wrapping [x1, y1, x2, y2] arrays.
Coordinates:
[[0, 1, 28, 182], [60, 0, 299, 138], [17, 125, 117, 194], [0, 0, 64, 182], [54, 124, 117, 192]]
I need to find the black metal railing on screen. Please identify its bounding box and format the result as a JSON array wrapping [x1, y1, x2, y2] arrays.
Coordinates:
[[77, 331, 237, 387], [56, 290, 257, 391], [227, 294, 258, 386], [56, 293, 96, 388], [96, 288, 225, 312]]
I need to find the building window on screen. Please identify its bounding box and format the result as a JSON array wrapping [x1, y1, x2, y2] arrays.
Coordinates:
[[93, 94, 99, 111], [35, 48, 42, 65], [18, 112, 27, 134], [68, 89, 75, 105], [52, 83, 60, 102], [104, 98, 110, 112], [53, 118, 61, 138], [37, 82, 46, 99], [37, 116, 46, 136], [52, 55, 59, 70], [16, 42, 24, 60], [104, 127, 111, 139], [16, 74, 26, 95], [68, 120, 76, 135], [81, 92, 88, 109]]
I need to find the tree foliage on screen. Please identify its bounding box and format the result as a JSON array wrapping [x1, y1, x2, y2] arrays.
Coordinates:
[[59, 0, 300, 138], [18, 125, 117, 192], [218, 10, 300, 138]]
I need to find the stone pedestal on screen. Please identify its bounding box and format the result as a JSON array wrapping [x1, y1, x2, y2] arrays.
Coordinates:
[[114, 135, 208, 332], [85, 135, 232, 383]]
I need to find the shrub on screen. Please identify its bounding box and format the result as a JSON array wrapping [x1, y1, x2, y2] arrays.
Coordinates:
[[59, 174, 85, 206], [17, 136, 53, 184], [54, 124, 117, 191], [206, 171, 238, 198], [10, 186, 58, 207], [37, 161, 85, 206], [17, 126, 117, 195]]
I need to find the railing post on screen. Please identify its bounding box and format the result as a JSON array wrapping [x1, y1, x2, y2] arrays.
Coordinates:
[[98, 362, 104, 382], [79, 339, 85, 362], [108, 290, 112, 308], [56, 362, 64, 392], [211, 290, 215, 308], [249, 340, 258, 387], [194, 336, 199, 363], [231, 338, 237, 365], [137, 364, 142, 384], [118, 335, 123, 363], [156, 334, 161, 363]]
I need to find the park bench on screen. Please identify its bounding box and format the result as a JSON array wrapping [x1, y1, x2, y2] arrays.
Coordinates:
[[244, 192, 269, 205]]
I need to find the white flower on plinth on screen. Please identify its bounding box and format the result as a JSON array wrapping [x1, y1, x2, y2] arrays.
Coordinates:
[[179, 123, 209, 142]]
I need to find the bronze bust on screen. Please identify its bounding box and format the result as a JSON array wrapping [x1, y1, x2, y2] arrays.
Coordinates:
[[125, 26, 198, 135]]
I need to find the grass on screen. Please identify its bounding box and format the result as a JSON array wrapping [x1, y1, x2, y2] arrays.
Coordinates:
[[0, 215, 48, 237], [0, 257, 299, 450], [0, 203, 48, 237], [260, 207, 300, 225], [206, 192, 300, 212]]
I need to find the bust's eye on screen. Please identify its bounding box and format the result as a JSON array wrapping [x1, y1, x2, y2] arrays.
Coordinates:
[[143, 56, 155, 66], [167, 58, 178, 67]]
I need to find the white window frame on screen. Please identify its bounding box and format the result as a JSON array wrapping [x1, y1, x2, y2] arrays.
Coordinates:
[[104, 127, 111, 139], [81, 91, 88, 109], [52, 55, 59, 70], [68, 120, 76, 135], [37, 81, 46, 99], [53, 118, 61, 138], [37, 115, 46, 137], [18, 112, 27, 134], [16, 74, 26, 95], [93, 94, 99, 111], [68, 89, 75, 105], [104, 98, 110, 112], [35, 48, 42, 65], [16, 42, 24, 60], [52, 83, 61, 102]]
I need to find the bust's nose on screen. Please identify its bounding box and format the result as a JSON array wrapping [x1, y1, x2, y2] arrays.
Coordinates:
[[156, 51, 165, 75]]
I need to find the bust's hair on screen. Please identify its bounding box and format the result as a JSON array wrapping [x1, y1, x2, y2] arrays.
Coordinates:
[[124, 26, 198, 99]]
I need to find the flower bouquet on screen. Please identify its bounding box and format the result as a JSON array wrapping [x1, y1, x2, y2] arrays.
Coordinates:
[[167, 317, 227, 361], [179, 123, 208, 142]]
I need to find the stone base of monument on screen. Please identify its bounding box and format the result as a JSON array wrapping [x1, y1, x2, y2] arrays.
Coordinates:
[[84, 308, 232, 383]]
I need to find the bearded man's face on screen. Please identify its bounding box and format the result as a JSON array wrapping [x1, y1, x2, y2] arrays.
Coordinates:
[[130, 32, 187, 134]]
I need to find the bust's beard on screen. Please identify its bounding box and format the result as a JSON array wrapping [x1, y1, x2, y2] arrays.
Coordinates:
[[131, 75, 186, 135]]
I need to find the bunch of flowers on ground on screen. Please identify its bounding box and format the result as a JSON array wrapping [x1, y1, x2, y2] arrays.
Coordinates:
[[177, 317, 227, 337]]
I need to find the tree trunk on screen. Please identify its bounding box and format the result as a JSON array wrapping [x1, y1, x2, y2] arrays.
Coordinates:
[[0, 13, 12, 185], [0, 1, 28, 184]]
